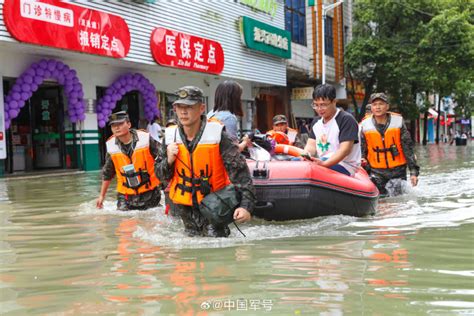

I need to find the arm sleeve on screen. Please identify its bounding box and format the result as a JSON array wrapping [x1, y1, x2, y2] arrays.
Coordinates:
[[101, 153, 116, 181], [360, 132, 368, 159], [149, 136, 161, 158], [221, 115, 239, 142], [308, 118, 318, 139], [400, 123, 420, 176], [220, 131, 256, 213], [154, 140, 175, 183], [337, 113, 360, 143]]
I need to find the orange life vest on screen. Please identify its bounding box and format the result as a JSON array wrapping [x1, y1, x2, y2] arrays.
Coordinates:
[[165, 121, 231, 206], [267, 128, 298, 145], [360, 113, 407, 169], [106, 130, 160, 195]]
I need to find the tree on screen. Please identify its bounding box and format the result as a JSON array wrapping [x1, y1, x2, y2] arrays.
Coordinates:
[[419, 3, 474, 142], [345, 0, 473, 139]]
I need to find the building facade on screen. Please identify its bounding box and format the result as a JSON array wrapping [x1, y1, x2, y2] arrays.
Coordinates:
[[284, 0, 353, 127], [0, 0, 291, 175]]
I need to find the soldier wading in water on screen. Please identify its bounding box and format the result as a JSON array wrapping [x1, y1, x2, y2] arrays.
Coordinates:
[[155, 86, 255, 237]]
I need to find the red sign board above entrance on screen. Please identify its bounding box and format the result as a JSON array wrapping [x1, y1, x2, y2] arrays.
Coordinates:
[[150, 27, 224, 75], [3, 0, 131, 58]]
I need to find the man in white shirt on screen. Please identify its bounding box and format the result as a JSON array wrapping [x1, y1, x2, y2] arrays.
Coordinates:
[[303, 84, 361, 176], [147, 116, 162, 143]]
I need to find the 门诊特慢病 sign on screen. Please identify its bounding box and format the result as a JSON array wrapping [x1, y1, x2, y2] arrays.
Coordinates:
[[3, 0, 131, 58]]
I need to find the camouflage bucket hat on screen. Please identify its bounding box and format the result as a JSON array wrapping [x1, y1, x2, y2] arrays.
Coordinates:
[[273, 114, 288, 125], [173, 86, 204, 106], [369, 92, 388, 104]]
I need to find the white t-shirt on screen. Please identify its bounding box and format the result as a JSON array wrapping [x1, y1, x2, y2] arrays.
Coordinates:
[[147, 122, 162, 142], [310, 109, 361, 175]]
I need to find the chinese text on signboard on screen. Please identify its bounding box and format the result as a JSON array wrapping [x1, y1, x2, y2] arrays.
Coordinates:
[[150, 27, 224, 75], [240, 16, 291, 59], [3, 0, 130, 58]]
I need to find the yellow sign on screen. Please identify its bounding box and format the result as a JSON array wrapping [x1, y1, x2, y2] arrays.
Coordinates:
[[240, 0, 278, 17], [291, 87, 314, 100], [346, 80, 365, 101]]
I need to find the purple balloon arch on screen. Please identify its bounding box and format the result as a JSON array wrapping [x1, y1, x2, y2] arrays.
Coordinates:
[[3, 59, 85, 129], [96, 73, 159, 128]]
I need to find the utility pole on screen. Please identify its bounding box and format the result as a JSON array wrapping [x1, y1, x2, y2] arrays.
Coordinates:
[[322, 0, 344, 84]]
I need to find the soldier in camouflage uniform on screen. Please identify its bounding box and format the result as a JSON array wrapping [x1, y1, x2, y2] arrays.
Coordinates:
[[155, 86, 255, 237], [97, 111, 161, 211], [360, 93, 420, 196]]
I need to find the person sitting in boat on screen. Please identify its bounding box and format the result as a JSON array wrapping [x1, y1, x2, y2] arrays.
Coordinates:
[[266, 114, 304, 148], [96, 111, 162, 211], [360, 92, 419, 195], [207, 80, 251, 152], [302, 84, 361, 176], [155, 86, 255, 237]]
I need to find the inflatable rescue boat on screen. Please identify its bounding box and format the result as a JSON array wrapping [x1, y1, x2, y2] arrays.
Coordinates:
[[247, 144, 379, 221]]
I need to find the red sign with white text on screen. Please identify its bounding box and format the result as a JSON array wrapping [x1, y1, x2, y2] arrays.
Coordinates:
[[3, 0, 130, 58], [150, 27, 224, 74]]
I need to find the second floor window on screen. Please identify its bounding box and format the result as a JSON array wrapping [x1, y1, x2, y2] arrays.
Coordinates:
[[325, 16, 334, 56], [285, 0, 306, 46]]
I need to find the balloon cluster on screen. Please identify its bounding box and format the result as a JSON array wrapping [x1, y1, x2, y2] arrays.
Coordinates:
[[3, 59, 85, 129], [96, 73, 159, 128]]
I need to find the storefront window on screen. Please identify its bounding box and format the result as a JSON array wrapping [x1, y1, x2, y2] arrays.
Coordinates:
[[3, 79, 71, 173]]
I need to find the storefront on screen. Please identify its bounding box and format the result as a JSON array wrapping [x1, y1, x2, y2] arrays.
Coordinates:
[[0, 0, 287, 175]]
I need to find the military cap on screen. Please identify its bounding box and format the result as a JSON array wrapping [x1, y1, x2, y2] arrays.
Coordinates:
[[369, 92, 389, 104], [273, 114, 288, 125], [108, 111, 129, 125], [173, 86, 204, 106]]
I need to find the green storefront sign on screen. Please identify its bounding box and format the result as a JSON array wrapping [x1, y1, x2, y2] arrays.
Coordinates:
[[240, 16, 291, 59]]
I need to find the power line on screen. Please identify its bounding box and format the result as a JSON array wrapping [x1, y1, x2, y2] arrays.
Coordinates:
[[393, 0, 436, 17]]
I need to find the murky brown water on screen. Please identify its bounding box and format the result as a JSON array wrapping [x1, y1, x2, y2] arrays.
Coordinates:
[[1, 144, 473, 315]]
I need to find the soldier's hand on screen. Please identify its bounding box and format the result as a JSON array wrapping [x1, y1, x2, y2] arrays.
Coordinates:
[[410, 175, 418, 187], [233, 207, 251, 223], [167, 143, 179, 164], [96, 195, 105, 209]]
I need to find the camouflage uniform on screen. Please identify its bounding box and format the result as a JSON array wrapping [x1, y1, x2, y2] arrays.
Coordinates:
[[361, 114, 420, 195], [155, 115, 256, 237], [101, 128, 162, 210]]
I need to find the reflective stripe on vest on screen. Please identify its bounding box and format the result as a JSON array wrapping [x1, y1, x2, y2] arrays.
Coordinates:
[[360, 113, 407, 169], [106, 130, 160, 195], [165, 121, 231, 206]]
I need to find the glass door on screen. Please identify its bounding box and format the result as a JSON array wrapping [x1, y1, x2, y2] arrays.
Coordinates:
[[30, 86, 65, 169]]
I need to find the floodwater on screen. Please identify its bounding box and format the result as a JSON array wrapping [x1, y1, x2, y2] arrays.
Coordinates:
[[1, 144, 473, 315]]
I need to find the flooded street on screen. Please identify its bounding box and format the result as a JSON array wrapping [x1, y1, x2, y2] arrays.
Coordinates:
[[1, 144, 473, 315]]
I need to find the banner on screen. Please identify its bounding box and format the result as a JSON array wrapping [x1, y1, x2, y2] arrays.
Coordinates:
[[150, 27, 224, 75], [3, 0, 130, 58]]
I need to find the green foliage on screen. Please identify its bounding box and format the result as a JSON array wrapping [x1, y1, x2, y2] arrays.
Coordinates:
[[345, 0, 473, 121]]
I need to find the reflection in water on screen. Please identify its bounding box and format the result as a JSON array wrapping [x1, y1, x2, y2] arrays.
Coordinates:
[[0, 144, 473, 314]]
